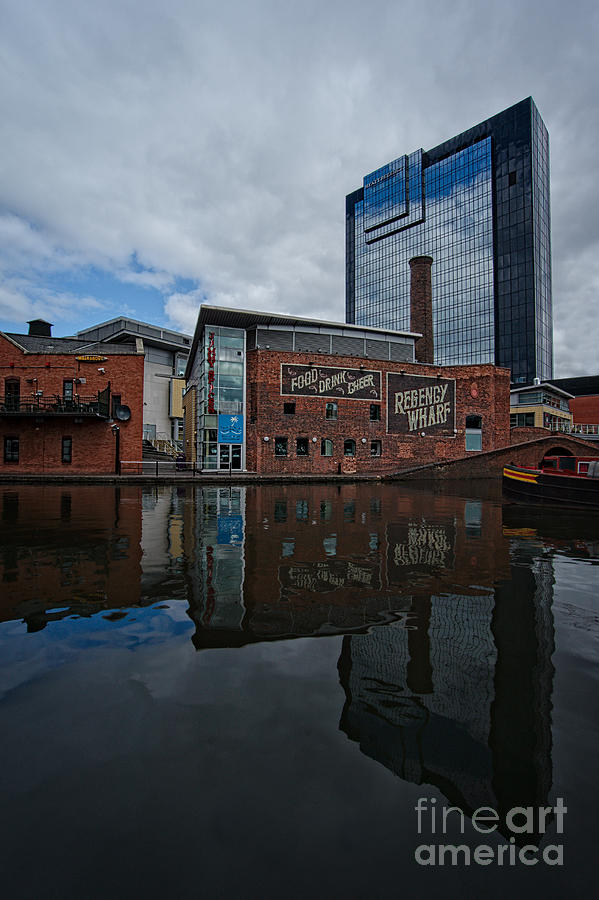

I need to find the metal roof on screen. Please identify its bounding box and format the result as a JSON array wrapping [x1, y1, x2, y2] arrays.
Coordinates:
[[76, 316, 192, 351], [196, 304, 420, 338], [185, 304, 420, 379], [510, 382, 574, 399]]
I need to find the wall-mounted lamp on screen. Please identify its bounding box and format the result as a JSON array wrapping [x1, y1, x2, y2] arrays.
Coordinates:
[[421, 431, 426, 437], [312, 437, 317, 443], [361, 438, 367, 444], [98, 367, 105, 374], [263, 436, 270, 442]]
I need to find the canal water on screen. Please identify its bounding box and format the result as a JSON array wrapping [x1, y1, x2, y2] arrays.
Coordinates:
[[0, 482, 597, 899]]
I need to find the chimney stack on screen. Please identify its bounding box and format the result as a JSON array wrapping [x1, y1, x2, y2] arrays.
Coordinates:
[[27, 319, 53, 337], [409, 256, 434, 364]]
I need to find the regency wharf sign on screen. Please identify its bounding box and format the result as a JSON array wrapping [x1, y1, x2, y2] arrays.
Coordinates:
[[281, 364, 381, 401], [387, 373, 456, 435]]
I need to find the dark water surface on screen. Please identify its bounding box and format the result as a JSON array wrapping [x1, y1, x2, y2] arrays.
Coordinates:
[[1, 482, 597, 899]]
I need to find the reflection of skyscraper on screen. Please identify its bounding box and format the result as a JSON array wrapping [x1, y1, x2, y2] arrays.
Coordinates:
[[346, 97, 552, 383], [338, 538, 555, 838]]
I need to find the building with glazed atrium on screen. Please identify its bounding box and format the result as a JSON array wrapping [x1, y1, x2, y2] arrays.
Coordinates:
[[346, 97, 552, 384], [183, 303, 511, 474]]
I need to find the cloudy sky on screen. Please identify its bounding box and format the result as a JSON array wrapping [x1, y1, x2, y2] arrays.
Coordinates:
[[0, 0, 597, 375]]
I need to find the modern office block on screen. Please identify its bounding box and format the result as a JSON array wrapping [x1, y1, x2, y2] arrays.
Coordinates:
[[346, 97, 552, 383]]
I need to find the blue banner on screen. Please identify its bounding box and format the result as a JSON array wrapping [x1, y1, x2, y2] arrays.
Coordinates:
[[218, 414, 243, 443]]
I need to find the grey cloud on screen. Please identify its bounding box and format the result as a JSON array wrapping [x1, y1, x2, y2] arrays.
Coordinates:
[[0, 0, 597, 374]]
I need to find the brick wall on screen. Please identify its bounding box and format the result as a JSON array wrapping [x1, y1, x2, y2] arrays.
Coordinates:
[[246, 349, 511, 475], [0, 335, 143, 474], [571, 395, 599, 424], [509, 425, 550, 443], [399, 434, 598, 480]]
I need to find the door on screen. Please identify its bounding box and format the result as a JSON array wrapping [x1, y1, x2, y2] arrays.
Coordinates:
[[219, 444, 230, 470], [218, 444, 242, 470]]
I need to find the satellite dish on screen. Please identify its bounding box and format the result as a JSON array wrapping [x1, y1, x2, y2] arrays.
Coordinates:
[[115, 405, 131, 421]]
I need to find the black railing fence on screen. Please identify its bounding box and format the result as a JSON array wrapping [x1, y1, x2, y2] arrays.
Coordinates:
[[0, 391, 111, 417]]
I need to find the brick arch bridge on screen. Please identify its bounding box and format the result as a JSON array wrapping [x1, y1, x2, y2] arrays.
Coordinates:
[[388, 435, 598, 481]]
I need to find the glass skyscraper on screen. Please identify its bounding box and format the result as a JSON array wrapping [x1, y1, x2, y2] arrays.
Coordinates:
[[346, 97, 552, 383]]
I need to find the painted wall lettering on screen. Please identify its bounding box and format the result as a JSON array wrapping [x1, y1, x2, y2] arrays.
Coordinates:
[[387, 373, 456, 435], [281, 364, 381, 400]]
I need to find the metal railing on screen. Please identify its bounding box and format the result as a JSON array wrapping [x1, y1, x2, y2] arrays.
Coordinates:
[[147, 433, 181, 458], [0, 394, 110, 417], [121, 459, 243, 476], [548, 422, 599, 435]]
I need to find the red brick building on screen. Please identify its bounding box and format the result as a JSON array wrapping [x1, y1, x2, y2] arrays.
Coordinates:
[[185, 305, 511, 475], [247, 352, 510, 474], [1, 320, 144, 474]]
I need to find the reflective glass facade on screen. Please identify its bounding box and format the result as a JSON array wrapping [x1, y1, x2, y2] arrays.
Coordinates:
[[346, 98, 553, 383], [195, 326, 246, 470]]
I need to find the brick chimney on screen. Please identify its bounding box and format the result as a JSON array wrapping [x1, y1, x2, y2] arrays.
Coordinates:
[[409, 256, 434, 364], [27, 319, 53, 337]]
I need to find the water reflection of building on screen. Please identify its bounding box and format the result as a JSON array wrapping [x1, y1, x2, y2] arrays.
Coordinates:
[[186, 483, 511, 649], [184, 486, 246, 646], [0, 485, 143, 629], [337, 533, 555, 840]]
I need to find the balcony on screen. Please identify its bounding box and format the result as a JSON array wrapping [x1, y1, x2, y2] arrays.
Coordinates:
[[548, 422, 599, 438], [0, 392, 111, 418]]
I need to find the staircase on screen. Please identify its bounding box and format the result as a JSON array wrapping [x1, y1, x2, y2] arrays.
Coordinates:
[[142, 440, 176, 466]]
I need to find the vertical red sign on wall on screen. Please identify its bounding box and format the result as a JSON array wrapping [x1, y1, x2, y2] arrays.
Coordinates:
[[207, 332, 216, 413]]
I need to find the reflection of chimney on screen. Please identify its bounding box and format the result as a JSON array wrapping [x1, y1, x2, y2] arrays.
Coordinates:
[[27, 319, 53, 337], [409, 256, 434, 363], [407, 595, 434, 694]]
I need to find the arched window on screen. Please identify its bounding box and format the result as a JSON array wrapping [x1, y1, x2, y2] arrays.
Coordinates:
[[465, 415, 482, 451]]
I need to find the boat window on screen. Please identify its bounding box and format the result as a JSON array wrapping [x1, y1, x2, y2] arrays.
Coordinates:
[[559, 457, 575, 472]]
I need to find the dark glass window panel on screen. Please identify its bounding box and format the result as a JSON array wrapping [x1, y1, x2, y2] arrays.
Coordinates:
[[296, 437, 309, 456], [62, 437, 73, 464], [274, 501, 287, 522], [4, 436, 19, 463]]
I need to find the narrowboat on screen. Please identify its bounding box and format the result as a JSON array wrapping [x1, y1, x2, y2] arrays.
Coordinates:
[[503, 456, 599, 508]]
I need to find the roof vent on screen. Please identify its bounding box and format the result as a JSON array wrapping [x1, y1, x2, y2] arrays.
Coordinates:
[[28, 319, 53, 337], [533, 376, 541, 385]]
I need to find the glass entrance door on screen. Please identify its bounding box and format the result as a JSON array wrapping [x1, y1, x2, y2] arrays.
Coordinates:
[[218, 444, 242, 470]]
